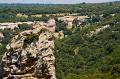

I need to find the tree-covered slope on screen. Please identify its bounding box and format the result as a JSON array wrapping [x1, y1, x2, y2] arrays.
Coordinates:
[[54, 15, 120, 79]]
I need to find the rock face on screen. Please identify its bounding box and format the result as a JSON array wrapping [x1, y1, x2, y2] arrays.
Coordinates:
[[87, 25, 111, 37], [2, 23, 56, 79], [58, 16, 89, 29], [0, 32, 4, 42]]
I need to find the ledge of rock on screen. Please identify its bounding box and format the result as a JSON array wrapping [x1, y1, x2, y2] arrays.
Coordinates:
[[1, 21, 57, 79]]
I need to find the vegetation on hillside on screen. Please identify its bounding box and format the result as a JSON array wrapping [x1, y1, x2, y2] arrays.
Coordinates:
[[0, 1, 120, 79], [54, 11, 120, 79], [0, 1, 120, 22]]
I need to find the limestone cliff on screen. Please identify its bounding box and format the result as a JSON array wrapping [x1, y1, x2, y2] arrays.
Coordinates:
[[1, 22, 56, 79]]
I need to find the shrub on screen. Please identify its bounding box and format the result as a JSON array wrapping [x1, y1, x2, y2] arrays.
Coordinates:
[[23, 33, 39, 48]]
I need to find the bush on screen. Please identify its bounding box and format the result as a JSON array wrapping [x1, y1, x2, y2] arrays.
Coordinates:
[[18, 23, 32, 31], [23, 33, 39, 48]]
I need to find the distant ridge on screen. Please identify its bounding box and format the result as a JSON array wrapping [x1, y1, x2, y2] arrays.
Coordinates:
[[0, 3, 65, 7], [0, 0, 120, 5]]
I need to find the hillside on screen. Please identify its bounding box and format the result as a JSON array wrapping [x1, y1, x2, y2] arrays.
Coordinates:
[[55, 22, 120, 79], [0, 1, 120, 22], [0, 1, 120, 79]]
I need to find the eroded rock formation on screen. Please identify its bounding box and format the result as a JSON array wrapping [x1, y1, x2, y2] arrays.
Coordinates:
[[87, 25, 111, 37], [2, 22, 57, 79]]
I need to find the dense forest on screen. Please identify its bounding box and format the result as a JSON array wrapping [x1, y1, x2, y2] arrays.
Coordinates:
[[53, 2, 120, 79], [0, 1, 120, 79], [55, 15, 120, 79]]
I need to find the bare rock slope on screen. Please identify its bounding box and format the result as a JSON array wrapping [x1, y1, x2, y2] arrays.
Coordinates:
[[2, 23, 57, 79]]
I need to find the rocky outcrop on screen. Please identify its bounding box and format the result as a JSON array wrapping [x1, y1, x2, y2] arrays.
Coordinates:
[[87, 25, 111, 37], [0, 32, 4, 42], [54, 31, 64, 39], [58, 16, 89, 29], [2, 22, 56, 79], [0, 32, 4, 45]]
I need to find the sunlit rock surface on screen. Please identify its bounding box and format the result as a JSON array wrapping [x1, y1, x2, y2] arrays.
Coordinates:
[[1, 21, 57, 79]]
